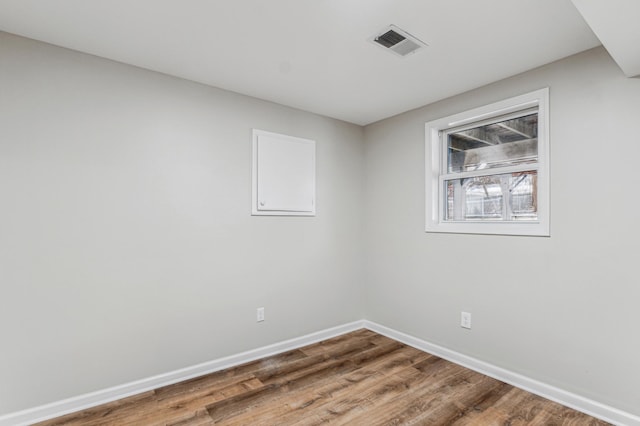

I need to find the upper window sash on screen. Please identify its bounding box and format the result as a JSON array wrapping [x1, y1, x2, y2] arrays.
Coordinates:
[[441, 107, 539, 175]]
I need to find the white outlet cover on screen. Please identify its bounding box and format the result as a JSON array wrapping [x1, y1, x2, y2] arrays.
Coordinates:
[[461, 312, 472, 329]]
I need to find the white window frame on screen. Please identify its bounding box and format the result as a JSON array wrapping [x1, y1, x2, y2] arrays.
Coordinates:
[[425, 88, 549, 236]]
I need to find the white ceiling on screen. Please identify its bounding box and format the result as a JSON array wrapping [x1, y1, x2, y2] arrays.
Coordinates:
[[571, 0, 640, 78], [0, 1, 608, 125]]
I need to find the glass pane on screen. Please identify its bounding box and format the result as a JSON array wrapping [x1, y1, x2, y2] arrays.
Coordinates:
[[445, 171, 537, 221], [510, 171, 538, 220], [447, 113, 538, 173]]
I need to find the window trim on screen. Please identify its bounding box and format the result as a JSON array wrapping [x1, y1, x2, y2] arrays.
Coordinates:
[[425, 88, 550, 236]]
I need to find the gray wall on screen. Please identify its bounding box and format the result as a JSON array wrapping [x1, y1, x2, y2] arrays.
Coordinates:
[[0, 32, 365, 414], [363, 46, 640, 416]]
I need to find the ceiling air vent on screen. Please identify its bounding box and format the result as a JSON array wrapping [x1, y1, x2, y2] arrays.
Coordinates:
[[370, 25, 427, 57]]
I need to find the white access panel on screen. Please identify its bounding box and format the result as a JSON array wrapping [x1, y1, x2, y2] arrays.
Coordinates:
[[252, 129, 316, 216]]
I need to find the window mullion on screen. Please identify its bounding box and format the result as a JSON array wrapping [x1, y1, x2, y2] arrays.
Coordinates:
[[501, 175, 511, 220]]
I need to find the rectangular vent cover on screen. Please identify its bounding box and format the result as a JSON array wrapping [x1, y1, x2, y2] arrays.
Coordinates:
[[370, 25, 427, 57], [375, 30, 406, 48]]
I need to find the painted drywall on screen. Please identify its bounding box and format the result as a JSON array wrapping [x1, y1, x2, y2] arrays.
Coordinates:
[[363, 46, 640, 416], [0, 32, 364, 414]]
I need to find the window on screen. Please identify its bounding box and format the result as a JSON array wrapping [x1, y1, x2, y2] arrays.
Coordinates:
[[426, 88, 549, 236]]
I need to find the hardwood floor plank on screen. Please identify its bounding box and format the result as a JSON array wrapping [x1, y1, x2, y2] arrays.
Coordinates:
[[272, 348, 433, 425], [154, 349, 307, 401], [34, 329, 611, 426], [343, 364, 481, 425], [382, 375, 505, 425], [496, 388, 546, 423], [293, 354, 457, 425], [33, 391, 158, 426], [159, 377, 264, 418], [529, 402, 611, 426], [206, 337, 409, 424], [449, 381, 515, 425], [207, 336, 423, 425], [297, 329, 377, 357], [165, 410, 214, 426]]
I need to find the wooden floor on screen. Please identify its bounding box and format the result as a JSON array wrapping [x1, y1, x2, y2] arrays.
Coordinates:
[[36, 329, 610, 425]]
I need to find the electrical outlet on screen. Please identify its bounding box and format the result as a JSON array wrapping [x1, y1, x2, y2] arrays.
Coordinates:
[[257, 307, 265, 322], [461, 311, 471, 329]]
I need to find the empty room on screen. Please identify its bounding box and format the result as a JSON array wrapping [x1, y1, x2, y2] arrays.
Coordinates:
[[1, 1, 639, 425]]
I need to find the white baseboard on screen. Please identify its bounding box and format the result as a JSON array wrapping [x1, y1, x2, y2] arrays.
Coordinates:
[[2, 319, 638, 426], [0, 320, 365, 426], [363, 320, 640, 426]]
